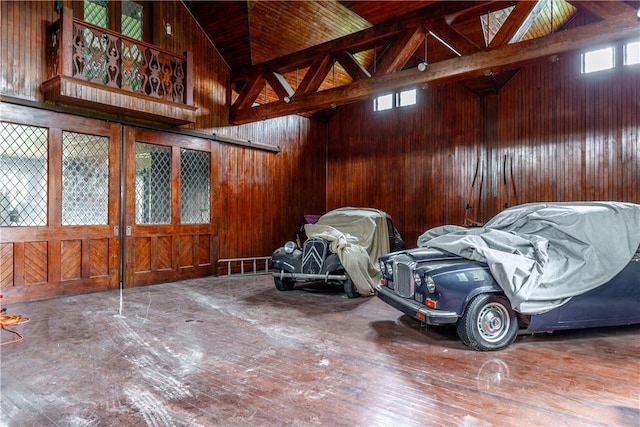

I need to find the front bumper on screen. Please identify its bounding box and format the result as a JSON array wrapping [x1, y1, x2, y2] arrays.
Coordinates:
[[375, 284, 459, 325], [272, 270, 347, 282]]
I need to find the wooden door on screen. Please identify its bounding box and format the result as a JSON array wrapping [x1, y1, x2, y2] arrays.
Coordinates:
[[122, 127, 218, 287], [0, 104, 121, 303]]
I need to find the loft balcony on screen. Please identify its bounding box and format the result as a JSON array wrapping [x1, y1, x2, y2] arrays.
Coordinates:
[[43, 7, 196, 126]]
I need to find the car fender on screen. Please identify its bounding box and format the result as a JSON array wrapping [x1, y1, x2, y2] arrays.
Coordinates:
[[321, 253, 344, 274], [271, 248, 301, 273], [461, 286, 505, 314]]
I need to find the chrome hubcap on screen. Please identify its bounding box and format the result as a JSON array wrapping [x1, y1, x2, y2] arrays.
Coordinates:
[[477, 302, 510, 343]]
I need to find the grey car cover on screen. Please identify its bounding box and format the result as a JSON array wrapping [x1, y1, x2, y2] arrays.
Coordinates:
[[417, 202, 640, 314]]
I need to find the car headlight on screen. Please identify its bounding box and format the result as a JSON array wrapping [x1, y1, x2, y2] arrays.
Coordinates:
[[386, 262, 394, 276], [284, 241, 297, 254], [379, 260, 386, 274], [425, 275, 436, 293], [413, 271, 422, 286]]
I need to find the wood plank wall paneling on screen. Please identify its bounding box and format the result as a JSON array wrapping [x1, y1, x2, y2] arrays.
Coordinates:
[[328, 52, 640, 247], [1, 1, 328, 265], [214, 115, 327, 259], [328, 83, 482, 247], [498, 53, 640, 206], [0, 1, 228, 128]]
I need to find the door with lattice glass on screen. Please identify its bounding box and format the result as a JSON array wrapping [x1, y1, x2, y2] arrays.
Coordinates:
[[123, 128, 216, 287], [0, 105, 121, 303]]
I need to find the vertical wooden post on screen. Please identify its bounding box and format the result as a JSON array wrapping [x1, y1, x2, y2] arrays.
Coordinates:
[[185, 51, 194, 105], [60, 7, 74, 77]]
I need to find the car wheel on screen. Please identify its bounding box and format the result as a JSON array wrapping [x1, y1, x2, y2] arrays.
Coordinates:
[[457, 294, 518, 351], [342, 274, 360, 298], [273, 269, 295, 291]]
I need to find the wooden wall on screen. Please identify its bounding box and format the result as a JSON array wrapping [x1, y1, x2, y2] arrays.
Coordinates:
[[327, 51, 640, 247], [213, 117, 327, 260], [0, 0, 327, 264], [327, 83, 482, 247]]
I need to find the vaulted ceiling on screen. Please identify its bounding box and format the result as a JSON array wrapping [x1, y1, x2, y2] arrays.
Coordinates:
[[184, 0, 640, 124]]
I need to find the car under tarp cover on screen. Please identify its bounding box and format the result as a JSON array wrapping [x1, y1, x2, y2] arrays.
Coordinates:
[[417, 202, 640, 314], [304, 207, 391, 296]]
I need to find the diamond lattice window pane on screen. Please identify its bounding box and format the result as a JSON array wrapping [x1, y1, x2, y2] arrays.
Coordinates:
[[121, 0, 143, 40], [84, 0, 109, 29], [0, 123, 48, 227], [135, 143, 171, 225], [180, 149, 210, 224], [62, 132, 109, 225]]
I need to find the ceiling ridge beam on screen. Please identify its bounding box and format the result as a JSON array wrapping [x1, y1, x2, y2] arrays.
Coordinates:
[[230, 12, 640, 125]]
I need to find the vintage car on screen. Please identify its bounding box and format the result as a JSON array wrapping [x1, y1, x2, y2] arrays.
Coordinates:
[[272, 207, 405, 298], [376, 202, 640, 351]]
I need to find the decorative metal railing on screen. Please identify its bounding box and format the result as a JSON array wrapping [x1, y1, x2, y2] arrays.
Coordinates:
[[48, 8, 192, 105]]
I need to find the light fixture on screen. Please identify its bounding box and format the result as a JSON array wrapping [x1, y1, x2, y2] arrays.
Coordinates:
[[417, 32, 428, 72], [283, 96, 291, 103]]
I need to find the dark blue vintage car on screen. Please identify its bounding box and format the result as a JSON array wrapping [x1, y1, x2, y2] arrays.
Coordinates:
[[375, 202, 640, 351]]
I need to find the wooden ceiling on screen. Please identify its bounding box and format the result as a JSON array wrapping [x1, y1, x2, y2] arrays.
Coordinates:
[[184, 0, 640, 124]]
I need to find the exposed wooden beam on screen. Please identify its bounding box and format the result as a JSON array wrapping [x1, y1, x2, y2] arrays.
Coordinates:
[[489, 0, 543, 47], [231, 73, 266, 110], [295, 54, 334, 95], [264, 71, 294, 101], [374, 26, 427, 75], [426, 19, 480, 55], [231, 1, 494, 80], [230, 12, 640, 125], [335, 50, 371, 81], [568, 0, 637, 20]]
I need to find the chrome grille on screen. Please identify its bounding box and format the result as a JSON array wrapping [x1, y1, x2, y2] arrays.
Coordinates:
[[302, 238, 328, 274], [394, 262, 414, 298]]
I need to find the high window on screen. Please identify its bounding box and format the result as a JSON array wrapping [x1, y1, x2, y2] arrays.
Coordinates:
[[624, 41, 640, 66], [581, 39, 640, 74], [373, 89, 417, 112], [581, 46, 615, 74]]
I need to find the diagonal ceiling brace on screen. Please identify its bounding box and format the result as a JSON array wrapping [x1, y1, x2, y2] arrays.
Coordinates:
[[230, 12, 640, 125]]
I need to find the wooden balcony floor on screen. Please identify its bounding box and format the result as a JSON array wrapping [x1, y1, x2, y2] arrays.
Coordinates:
[[1, 275, 639, 426]]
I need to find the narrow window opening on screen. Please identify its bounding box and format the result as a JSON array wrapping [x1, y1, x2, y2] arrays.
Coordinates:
[[624, 41, 640, 66], [373, 93, 393, 112], [581, 46, 615, 74], [374, 89, 416, 112]]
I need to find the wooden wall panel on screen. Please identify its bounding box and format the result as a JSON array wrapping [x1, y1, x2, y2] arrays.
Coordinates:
[[328, 50, 639, 247], [134, 237, 151, 273], [179, 235, 194, 268], [198, 235, 211, 266], [0, 243, 14, 287], [0, 1, 229, 127], [89, 238, 109, 278], [214, 115, 327, 260], [1, 1, 328, 267], [60, 239, 81, 281], [24, 241, 48, 284], [497, 51, 640, 206], [157, 236, 172, 270], [328, 84, 482, 246]]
